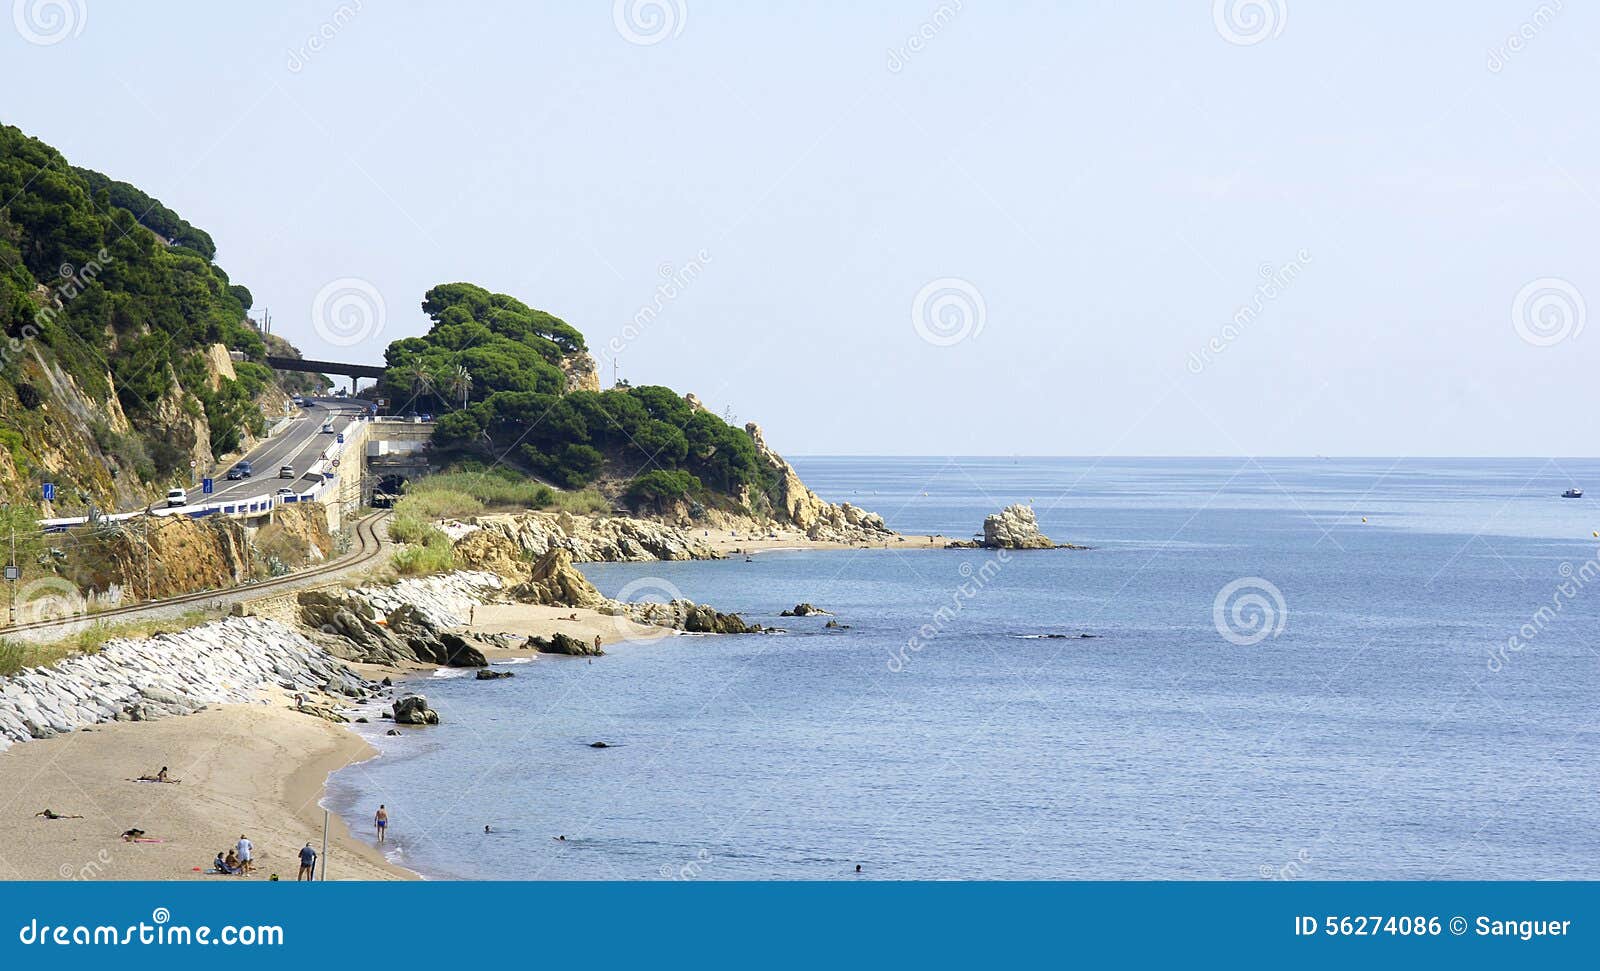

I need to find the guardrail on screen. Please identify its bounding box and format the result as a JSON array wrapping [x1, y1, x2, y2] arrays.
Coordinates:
[[37, 425, 362, 532]]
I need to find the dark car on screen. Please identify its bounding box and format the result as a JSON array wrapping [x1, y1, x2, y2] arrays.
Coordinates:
[[225, 460, 253, 480]]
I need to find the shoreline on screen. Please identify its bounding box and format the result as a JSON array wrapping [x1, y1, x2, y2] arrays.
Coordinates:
[[0, 688, 411, 881]]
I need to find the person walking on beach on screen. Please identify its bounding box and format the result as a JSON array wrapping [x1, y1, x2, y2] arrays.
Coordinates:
[[235, 834, 253, 875], [297, 842, 317, 881], [593, 634, 602, 653], [375, 805, 389, 843]]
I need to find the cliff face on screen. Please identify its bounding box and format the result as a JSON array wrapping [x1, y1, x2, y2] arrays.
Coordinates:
[[560, 349, 601, 393], [743, 421, 893, 542]]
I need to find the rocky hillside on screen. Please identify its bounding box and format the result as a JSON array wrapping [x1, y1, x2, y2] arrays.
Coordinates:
[[0, 122, 312, 515]]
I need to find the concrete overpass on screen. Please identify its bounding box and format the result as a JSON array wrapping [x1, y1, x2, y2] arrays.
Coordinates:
[[266, 355, 385, 393]]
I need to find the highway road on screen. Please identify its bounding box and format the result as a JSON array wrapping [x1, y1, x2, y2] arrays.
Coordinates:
[[178, 397, 367, 506]]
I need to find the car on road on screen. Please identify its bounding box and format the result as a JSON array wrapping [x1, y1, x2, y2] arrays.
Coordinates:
[[279, 465, 295, 479], [321, 420, 334, 433], [165, 488, 187, 507], [276, 487, 294, 497], [225, 460, 253, 480]]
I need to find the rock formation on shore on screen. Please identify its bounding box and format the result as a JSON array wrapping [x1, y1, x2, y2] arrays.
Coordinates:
[[609, 599, 761, 634], [744, 422, 895, 544], [947, 504, 1075, 550], [392, 694, 440, 725], [0, 617, 376, 748], [447, 511, 722, 564]]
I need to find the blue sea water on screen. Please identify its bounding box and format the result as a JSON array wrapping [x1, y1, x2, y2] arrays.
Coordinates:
[[325, 457, 1600, 880]]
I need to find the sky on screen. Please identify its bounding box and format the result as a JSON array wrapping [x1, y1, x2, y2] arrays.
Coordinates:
[[1, 1, 1596, 456]]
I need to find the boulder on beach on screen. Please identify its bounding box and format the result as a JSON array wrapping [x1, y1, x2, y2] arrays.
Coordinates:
[[475, 669, 515, 680], [525, 631, 603, 656], [392, 694, 440, 725]]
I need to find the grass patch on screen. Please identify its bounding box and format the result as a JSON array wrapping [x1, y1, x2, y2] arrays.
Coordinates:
[[391, 532, 454, 575], [0, 610, 212, 676], [404, 470, 554, 510], [545, 489, 611, 515]]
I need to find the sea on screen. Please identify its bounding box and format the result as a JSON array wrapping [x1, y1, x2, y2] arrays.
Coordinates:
[[324, 457, 1600, 880]]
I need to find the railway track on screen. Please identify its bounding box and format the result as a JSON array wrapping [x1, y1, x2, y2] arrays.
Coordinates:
[[3, 511, 391, 638]]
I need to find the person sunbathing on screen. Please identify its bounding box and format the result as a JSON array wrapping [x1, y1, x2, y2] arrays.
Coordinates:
[[134, 766, 179, 783], [223, 850, 243, 874], [214, 851, 241, 875], [35, 809, 84, 819], [120, 828, 147, 841]]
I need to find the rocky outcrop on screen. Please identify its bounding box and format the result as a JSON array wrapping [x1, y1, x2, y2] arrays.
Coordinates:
[[0, 617, 375, 749], [743, 422, 894, 544], [947, 504, 1075, 550], [297, 580, 499, 668], [516, 548, 604, 607], [476, 669, 515, 680], [392, 694, 439, 725], [610, 599, 761, 634], [525, 632, 601, 656], [780, 603, 831, 617], [560, 350, 602, 393], [447, 511, 721, 564]]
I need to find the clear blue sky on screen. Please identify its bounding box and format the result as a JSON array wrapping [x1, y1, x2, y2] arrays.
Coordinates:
[[2, 2, 1594, 456]]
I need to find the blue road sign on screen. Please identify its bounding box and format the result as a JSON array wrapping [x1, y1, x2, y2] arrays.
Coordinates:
[[337, 433, 345, 444], [42, 482, 54, 501], [202, 477, 214, 495]]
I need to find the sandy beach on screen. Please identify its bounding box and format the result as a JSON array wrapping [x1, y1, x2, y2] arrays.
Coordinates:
[[0, 690, 408, 881], [697, 527, 947, 555]]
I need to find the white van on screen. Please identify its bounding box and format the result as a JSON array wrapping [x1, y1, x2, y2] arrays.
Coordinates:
[[165, 488, 187, 508]]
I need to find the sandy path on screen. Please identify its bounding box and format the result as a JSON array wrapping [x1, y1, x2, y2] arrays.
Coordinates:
[[0, 693, 408, 881], [695, 527, 948, 555]]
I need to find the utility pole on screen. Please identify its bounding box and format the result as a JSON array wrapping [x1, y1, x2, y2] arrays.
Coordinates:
[[3, 503, 16, 627]]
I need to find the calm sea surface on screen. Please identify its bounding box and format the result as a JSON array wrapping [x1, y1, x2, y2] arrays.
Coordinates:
[[325, 457, 1600, 880]]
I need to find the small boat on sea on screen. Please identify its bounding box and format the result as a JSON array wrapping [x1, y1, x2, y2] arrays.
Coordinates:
[[1563, 488, 1584, 498]]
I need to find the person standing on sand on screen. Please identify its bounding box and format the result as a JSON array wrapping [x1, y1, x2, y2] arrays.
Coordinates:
[[593, 634, 602, 653], [297, 842, 317, 881], [375, 805, 389, 842], [235, 834, 253, 875]]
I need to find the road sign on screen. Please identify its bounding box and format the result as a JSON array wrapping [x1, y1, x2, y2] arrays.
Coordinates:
[[336, 433, 345, 444], [202, 477, 214, 495], [332, 459, 341, 468], [42, 482, 54, 501], [4, 565, 18, 582]]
